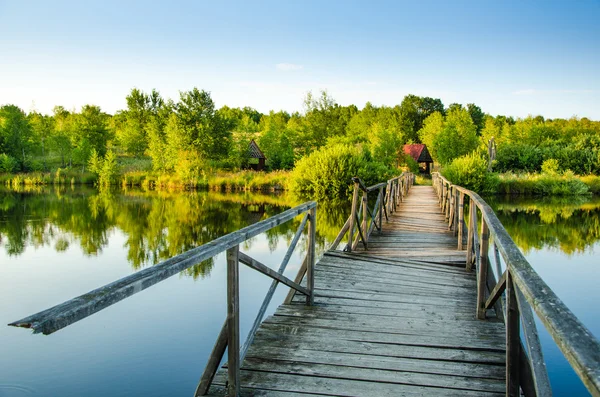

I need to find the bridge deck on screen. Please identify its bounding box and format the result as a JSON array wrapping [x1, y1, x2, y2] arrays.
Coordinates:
[[210, 186, 506, 396]]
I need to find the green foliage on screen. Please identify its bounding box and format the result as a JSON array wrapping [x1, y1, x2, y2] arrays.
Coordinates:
[[290, 143, 394, 199], [541, 159, 560, 175], [442, 153, 492, 193], [496, 172, 590, 196], [398, 153, 419, 173], [418, 108, 478, 165], [0, 153, 18, 172]]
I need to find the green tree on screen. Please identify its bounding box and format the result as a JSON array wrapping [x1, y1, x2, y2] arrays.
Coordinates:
[[397, 95, 444, 143], [28, 112, 54, 170], [434, 107, 478, 165], [175, 88, 232, 160], [0, 105, 33, 169], [467, 103, 485, 134]]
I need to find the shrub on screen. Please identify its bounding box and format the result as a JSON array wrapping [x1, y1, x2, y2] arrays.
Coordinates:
[[0, 154, 18, 173], [442, 153, 491, 193], [290, 143, 394, 199], [541, 159, 560, 175]]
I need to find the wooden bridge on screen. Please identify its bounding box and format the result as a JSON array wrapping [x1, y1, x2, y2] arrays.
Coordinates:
[[9, 173, 600, 396]]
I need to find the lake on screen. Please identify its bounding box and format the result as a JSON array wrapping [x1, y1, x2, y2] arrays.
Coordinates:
[[0, 186, 598, 396]]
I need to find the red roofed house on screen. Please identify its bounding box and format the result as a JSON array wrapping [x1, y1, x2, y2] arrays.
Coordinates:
[[403, 144, 434, 174]]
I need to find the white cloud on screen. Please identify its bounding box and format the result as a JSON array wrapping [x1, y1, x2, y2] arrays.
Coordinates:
[[275, 63, 303, 71]]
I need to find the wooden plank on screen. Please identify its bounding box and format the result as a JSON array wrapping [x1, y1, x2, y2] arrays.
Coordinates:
[[238, 356, 505, 394], [246, 343, 506, 380], [212, 369, 504, 397], [259, 320, 505, 352]]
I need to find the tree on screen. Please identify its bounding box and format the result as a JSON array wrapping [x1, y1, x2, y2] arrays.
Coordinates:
[[434, 107, 478, 165], [175, 88, 232, 160], [0, 104, 32, 169], [29, 112, 54, 170], [50, 106, 74, 167], [398, 95, 444, 143], [418, 111, 444, 158], [70, 105, 110, 170], [467, 103, 485, 134]]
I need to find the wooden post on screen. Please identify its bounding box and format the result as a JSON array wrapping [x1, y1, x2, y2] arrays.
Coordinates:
[[347, 181, 360, 252], [226, 245, 240, 397], [362, 190, 368, 249], [506, 271, 521, 396], [378, 186, 383, 234], [458, 193, 465, 250], [306, 206, 316, 305], [477, 219, 489, 320], [466, 201, 477, 271], [453, 189, 459, 236], [441, 183, 446, 210]]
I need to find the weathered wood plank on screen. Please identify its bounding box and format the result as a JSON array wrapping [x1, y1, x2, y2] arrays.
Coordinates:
[[212, 369, 504, 396]]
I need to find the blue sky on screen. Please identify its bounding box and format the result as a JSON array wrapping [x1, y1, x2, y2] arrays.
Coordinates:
[[1, 0, 599, 119]]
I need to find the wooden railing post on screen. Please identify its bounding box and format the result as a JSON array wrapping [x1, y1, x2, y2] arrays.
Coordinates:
[[466, 200, 477, 270], [378, 186, 384, 234], [477, 219, 489, 320], [306, 206, 316, 305], [347, 180, 360, 252], [453, 189, 459, 236], [226, 245, 240, 397], [362, 190, 368, 249], [458, 192, 465, 250], [506, 271, 521, 396]]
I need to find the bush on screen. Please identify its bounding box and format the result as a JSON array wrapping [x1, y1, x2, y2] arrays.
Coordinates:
[[541, 159, 560, 175], [0, 154, 18, 173], [442, 153, 492, 193], [289, 143, 394, 199], [495, 144, 543, 173]]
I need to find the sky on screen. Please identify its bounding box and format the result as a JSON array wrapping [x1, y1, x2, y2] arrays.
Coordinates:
[[0, 0, 599, 119]]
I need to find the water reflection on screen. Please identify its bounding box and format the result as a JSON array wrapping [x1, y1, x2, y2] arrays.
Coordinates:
[[486, 195, 600, 255], [0, 187, 349, 279]]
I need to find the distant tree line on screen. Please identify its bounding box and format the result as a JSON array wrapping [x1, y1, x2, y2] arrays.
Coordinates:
[[1, 88, 599, 182]]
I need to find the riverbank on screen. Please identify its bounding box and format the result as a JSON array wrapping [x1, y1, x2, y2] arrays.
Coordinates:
[[494, 172, 600, 196], [1, 169, 291, 192]]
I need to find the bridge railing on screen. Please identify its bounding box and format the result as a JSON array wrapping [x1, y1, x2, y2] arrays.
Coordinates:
[[9, 201, 318, 397], [432, 172, 600, 397], [330, 172, 414, 251]]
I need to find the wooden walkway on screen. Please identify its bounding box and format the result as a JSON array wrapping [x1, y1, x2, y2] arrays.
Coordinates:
[[210, 186, 506, 396]]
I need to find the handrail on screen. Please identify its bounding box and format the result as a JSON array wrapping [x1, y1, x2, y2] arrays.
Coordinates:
[[330, 172, 414, 252], [432, 172, 600, 397], [8, 201, 318, 397]]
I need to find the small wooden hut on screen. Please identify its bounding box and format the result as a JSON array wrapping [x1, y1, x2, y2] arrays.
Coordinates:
[[248, 140, 266, 171], [403, 144, 433, 174]]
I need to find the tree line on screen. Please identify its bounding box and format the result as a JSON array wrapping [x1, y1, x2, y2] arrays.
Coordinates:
[[1, 87, 599, 182]]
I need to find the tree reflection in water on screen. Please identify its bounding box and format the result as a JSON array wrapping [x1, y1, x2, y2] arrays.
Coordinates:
[[0, 186, 349, 278], [486, 195, 600, 255]]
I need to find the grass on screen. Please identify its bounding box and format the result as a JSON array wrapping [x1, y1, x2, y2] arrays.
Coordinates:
[[1, 169, 97, 186], [495, 172, 597, 196], [414, 174, 432, 186]]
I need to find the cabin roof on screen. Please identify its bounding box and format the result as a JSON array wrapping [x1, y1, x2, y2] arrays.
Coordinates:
[[248, 139, 266, 159], [403, 144, 433, 163]]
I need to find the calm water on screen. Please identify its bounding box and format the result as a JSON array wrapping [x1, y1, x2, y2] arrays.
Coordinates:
[[0, 187, 598, 396]]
